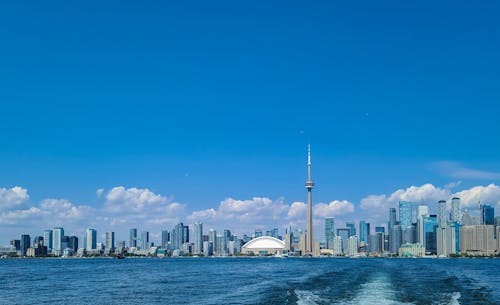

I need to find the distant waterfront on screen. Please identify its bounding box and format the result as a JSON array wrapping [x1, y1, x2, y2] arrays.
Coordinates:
[[1, 257, 498, 304]]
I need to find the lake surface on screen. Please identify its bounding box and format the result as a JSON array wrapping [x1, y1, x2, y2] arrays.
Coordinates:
[[0, 257, 499, 304]]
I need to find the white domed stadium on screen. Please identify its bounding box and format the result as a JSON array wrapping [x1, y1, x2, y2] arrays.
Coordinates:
[[241, 236, 285, 256]]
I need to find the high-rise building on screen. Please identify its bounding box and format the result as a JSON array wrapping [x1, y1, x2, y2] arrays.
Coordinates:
[[480, 204, 495, 225], [106, 232, 115, 251], [336, 228, 349, 253], [193, 222, 203, 255], [389, 225, 402, 254], [85, 228, 97, 250], [399, 201, 413, 229], [346, 222, 356, 237], [332, 235, 342, 255], [209, 229, 217, 254], [359, 221, 370, 243], [423, 215, 438, 254], [129, 228, 137, 248], [304, 144, 315, 255], [161, 230, 169, 248], [417, 205, 429, 244], [141, 231, 149, 249], [53, 227, 64, 256], [460, 225, 496, 255], [10, 240, 20, 251], [69, 236, 78, 253], [183, 225, 189, 244], [451, 197, 461, 223], [346, 235, 359, 256], [20, 234, 30, 256], [437, 200, 447, 228], [43, 230, 53, 252], [325, 218, 335, 249]]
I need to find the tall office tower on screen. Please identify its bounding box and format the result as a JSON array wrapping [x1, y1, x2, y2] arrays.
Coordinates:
[[399, 201, 413, 229], [451, 197, 461, 223], [43, 230, 53, 252], [209, 229, 217, 254], [336, 228, 350, 253], [254, 230, 263, 238], [129, 228, 137, 248], [304, 144, 315, 254], [359, 220, 370, 243], [69, 236, 78, 253], [437, 200, 447, 228], [346, 235, 359, 256], [417, 205, 429, 244], [141, 231, 149, 249], [423, 215, 438, 254], [183, 225, 189, 243], [400, 201, 414, 244], [86, 228, 97, 250], [106, 232, 115, 251], [193, 222, 203, 254], [332, 235, 342, 255], [61, 236, 70, 251], [325, 218, 335, 249], [161, 230, 170, 248], [346, 222, 356, 237], [480, 204, 495, 225], [388, 208, 397, 250], [10, 239, 20, 250], [53, 227, 64, 256], [33, 236, 44, 247], [390, 225, 402, 254], [20, 234, 30, 256], [222, 229, 231, 254]]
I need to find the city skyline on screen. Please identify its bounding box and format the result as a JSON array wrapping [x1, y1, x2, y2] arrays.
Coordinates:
[[1, 1, 500, 244]]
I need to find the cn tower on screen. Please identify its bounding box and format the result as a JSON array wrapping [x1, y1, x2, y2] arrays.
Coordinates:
[[305, 144, 314, 253]]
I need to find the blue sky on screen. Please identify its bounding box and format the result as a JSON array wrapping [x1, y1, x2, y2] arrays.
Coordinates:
[[0, 1, 499, 243]]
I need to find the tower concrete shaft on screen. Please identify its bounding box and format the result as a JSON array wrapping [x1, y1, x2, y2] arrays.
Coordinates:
[[305, 145, 315, 253]]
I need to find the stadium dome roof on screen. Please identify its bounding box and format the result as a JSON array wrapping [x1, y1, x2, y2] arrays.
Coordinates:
[[242, 236, 285, 250]]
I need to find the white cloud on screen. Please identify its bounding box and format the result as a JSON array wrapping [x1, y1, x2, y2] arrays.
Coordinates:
[[96, 188, 104, 198], [0, 186, 29, 210], [453, 184, 500, 208], [314, 200, 355, 218], [104, 186, 169, 213], [360, 183, 450, 211]]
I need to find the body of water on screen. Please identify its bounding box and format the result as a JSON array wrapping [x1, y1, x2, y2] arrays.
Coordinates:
[[0, 257, 498, 304]]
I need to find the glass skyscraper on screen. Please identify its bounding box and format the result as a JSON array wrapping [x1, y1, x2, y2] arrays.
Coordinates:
[[437, 200, 447, 228], [53, 227, 64, 256], [399, 201, 412, 229], [86, 228, 97, 250], [325, 218, 335, 249], [43, 229, 53, 252], [129, 228, 137, 248], [423, 215, 438, 254], [480, 204, 494, 225], [106, 231, 115, 251], [359, 220, 370, 243], [346, 222, 356, 237], [336, 228, 349, 253], [193, 222, 203, 254], [451, 197, 461, 223]]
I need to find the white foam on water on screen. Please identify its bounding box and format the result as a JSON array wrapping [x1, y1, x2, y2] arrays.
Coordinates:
[[334, 273, 415, 305], [295, 290, 323, 305], [445, 292, 461, 305]]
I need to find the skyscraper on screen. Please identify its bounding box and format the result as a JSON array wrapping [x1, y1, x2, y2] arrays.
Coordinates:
[[336, 228, 349, 253], [141, 231, 149, 249], [53, 227, 64, 256], [161, 230, 170, 248], [129, 228, 137, 248], [399, 201, 413, 229], [86, 228, 97, 250], [359, 220, 369, 243], [304, 144, 315, 254], [451, 197, 461, 223], [193, 222, 203, 255], [106, 232, 115, 251], [43, 230, 53, 252], [325, 218, 335, 249], [20, 234, 30, 256], [417, 205, 429, 244], [346, 222, 356, 237], [480, 204, 495, 225], [437, 200, 447, 228], [423, 215, 438, 254], [69, 236, 78, 253]]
